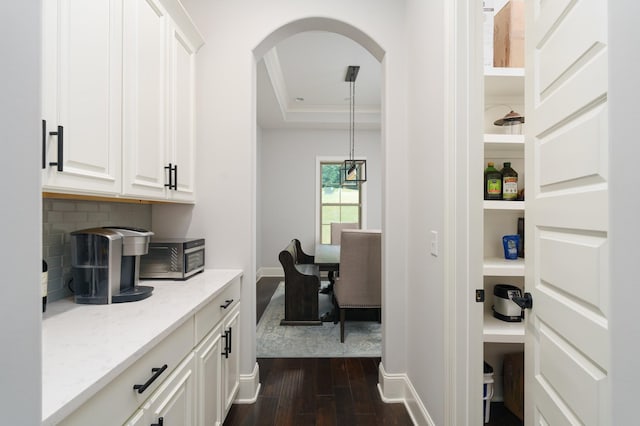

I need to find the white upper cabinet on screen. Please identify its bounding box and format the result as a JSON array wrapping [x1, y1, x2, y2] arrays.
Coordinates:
[[41, 0, 123, 195], [121, 0, 202, 202], [167, 23, 198, 201], [42, 0, 203, 202], [122, 0, 170, 200]]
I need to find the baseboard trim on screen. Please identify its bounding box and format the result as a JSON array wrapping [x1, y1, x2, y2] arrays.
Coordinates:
[[256, 267, 283, 281], [234, 362, 261, 404], [378, 362, 435, 426]]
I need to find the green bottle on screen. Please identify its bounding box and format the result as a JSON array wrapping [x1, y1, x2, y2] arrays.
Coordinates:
[[484, 162, 502, 200], [501, 162, 518, 200]]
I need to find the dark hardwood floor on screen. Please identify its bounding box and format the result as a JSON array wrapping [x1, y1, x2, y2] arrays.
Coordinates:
[[244, 277, 523, 425], [224, 357, 414, 426]]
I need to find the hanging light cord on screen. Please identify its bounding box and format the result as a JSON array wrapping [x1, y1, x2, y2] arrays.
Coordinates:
[[351, 79, 356, 161]]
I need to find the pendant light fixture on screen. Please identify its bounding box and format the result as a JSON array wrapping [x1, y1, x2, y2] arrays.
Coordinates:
[[341, 65, 367, 186]]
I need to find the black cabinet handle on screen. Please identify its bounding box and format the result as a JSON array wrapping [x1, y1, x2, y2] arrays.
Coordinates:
[[42, 120, 46, 169], [222, 330, 229, 359], [48, 125, 63, 171], [220, 299, 233, 309], [151, 417, 164, 426], [164, 163, 177, 190], [133, 364, 167, 394], [228, 326, 232, 355], [164, 163, 173, 189], [173, 164, 178, 190]]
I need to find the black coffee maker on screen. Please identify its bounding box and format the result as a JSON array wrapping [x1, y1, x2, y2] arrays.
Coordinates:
[[71, 227, 154, 304]]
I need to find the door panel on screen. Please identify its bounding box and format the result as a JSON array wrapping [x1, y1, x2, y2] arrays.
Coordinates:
[[525, 0, 610, 424]]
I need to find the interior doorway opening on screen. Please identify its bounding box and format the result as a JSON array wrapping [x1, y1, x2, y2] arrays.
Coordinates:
[[253, 18, 386, 358]]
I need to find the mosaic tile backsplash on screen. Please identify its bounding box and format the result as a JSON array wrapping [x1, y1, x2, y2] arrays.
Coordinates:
[[42, 199, 152, 302]]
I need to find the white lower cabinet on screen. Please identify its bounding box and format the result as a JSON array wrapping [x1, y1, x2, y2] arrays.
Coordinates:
[[125, 353, 197, 425], [194, 303, 241, 426], [61, 278, 241, 426], [222, 305, 240, 417]]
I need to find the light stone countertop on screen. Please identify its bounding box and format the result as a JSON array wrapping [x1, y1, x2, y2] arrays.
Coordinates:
[[41, 268, 243, 425]]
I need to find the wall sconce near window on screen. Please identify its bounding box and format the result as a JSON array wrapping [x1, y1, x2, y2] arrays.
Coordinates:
[[341, 65, 367, 186]]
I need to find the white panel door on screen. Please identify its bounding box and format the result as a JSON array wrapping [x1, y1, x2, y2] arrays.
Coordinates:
[[222, 305, 241, 416], [122, 0, 169, 199], [42, 0, 122, 195], [145, 353, 197, 426], [167, 25, 197, 202], [525, 0, 609, 424], [194, 322, 223, 426]]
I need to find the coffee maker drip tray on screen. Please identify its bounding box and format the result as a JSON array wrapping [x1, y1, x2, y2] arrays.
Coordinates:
[[112, 285, 154, 303]]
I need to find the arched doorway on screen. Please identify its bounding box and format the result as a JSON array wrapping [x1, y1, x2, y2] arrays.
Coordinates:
[[254, 18, 384, 357]]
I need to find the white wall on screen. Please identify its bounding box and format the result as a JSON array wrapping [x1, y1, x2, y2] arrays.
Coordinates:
[[0, 1, 42, 423], [155, 0, 411, 405], [609, 1, 640, 424], [404, 1, 447, 423], [259, 128, 381, 271]]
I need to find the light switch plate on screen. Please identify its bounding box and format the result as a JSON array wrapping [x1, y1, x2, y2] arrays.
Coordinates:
[[430, 231, 439, 256]]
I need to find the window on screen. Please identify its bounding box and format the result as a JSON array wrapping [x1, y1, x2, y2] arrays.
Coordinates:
[[319, 162, 362, 244]]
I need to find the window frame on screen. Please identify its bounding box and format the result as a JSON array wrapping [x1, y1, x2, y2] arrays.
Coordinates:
[[315, 157, 367, 244]]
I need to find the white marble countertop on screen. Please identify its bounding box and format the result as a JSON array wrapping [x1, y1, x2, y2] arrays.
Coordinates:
[[41, 268, 242, 425]]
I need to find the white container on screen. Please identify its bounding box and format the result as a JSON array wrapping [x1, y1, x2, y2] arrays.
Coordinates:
[[483, 362, 495, 423]]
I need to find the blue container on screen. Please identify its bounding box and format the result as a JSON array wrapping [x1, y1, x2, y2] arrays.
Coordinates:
[[502, 235, 520, 260]]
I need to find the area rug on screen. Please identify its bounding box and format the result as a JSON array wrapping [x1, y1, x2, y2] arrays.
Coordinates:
[[256, 282, 381, 357]]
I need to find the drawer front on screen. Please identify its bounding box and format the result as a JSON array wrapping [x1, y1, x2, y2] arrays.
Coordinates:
[[60, 318, 195, 426], [194, 276, 240, 343]]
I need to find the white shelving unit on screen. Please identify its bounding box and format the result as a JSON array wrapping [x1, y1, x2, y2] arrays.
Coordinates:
[[483, 311, 525, 343]]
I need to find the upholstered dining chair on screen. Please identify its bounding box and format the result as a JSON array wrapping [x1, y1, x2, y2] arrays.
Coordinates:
[[330, 222, 359, 245], [333, 229, 381, 342]]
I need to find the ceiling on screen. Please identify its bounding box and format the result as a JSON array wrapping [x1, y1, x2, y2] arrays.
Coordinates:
[[257, 31, 381, 130]]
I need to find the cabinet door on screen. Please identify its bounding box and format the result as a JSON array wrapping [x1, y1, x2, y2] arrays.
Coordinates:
[[194, 323, 223, 426], [41, 0, 122, 195], [122, 0, 170, 199], [167, 24, 197, 202], [222, 304, 241, 416], [145, 353, 197, 426]]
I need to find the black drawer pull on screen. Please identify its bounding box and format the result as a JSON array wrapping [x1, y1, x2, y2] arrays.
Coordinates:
[[151, 417, 164, 426], [42, 120, 46, 169], [220, 299, 233, 309], [228, 326, 232, 354], [49, 125, 63, 171], [133, 364, 167, 394]]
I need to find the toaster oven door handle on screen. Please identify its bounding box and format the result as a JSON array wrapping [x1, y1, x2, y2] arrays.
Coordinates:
[[133, 364, 168, 394]]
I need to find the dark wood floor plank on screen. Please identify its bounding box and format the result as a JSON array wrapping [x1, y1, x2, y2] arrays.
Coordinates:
[[330, 357, 350, 388], [315, 396, 337, 426], [345, 358, 375, 415], [315, 357, 334, 396], [334, 386, 357, 426]]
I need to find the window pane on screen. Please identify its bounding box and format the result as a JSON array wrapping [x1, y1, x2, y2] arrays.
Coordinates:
[[340, 206, 359, 223], [322, 187, 340, 203], [321, 224, 331, 244], [322, 164, 342, 189], [322, 206, 340, 225], [340, 186, 360, 203]]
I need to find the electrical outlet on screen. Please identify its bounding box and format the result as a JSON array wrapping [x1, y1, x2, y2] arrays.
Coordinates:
[[430, 231, 439, 256]]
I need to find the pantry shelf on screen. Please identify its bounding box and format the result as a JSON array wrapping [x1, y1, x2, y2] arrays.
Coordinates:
[[483, 310, 525, 343], [483, 257, 525, 276], [483, 200, 524, 211]]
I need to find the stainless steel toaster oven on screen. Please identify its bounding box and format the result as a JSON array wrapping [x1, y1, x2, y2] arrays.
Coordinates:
[[139, 238, 205, 280]]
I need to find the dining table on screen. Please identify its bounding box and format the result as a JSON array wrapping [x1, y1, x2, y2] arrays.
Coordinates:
[[314, 244, 340, 322]]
